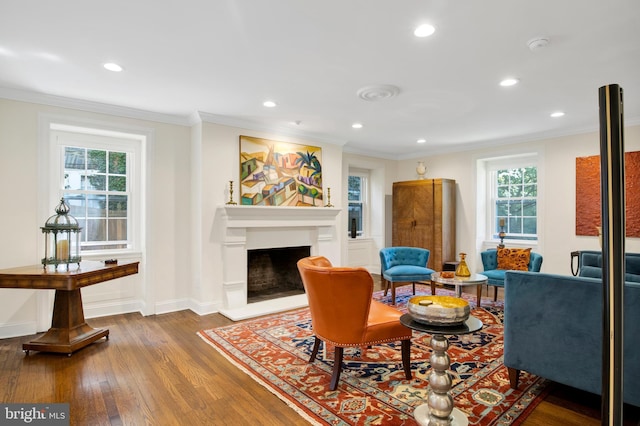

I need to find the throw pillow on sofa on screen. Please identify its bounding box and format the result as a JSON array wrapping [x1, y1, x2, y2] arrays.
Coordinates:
[[497, 248, 531, 271]]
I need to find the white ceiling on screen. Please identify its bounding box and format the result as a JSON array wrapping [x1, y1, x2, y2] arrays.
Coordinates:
[[1, 0, 639, 159]]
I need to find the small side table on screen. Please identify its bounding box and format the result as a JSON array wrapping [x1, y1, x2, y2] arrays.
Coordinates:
[[400, 314, 483, 426], [430, 272, 488, 307], [0, 261, 139, 355]]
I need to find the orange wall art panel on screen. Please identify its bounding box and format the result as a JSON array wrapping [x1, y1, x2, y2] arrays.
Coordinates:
[[575, 151, 640, 237]]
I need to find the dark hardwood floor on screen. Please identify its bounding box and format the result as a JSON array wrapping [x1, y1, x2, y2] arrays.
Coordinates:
[[1, 282, 638, 425]]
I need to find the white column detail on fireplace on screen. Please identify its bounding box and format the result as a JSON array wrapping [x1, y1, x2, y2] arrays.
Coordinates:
[[220, 205, 340, 321]]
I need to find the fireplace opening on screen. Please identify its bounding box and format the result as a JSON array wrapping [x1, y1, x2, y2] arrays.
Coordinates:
[[247, 245, 310, 304]]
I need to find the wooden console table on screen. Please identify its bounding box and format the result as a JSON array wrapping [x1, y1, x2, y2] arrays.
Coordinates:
[[0, 261, 139, 355]]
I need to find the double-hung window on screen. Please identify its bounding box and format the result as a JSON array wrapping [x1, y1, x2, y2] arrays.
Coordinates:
[[484, 155, 539, 242], [50, 127, 143, 254], [348, 170, 369, 237]]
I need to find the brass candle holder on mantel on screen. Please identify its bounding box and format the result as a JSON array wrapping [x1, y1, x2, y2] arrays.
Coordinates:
[[225, 180, 237, 205], [324, 187, 334, 207]]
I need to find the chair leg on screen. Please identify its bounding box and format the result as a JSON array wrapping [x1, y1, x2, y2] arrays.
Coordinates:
[[412, 282, 416, 295], [383, 278, 390, 296], [391, 284, 396, 305], [330, 346, 344, 390], [430, 280, 436, 295], [309, 336, 321, 363], [493, 286, 498, 301], [401, 339, 412, 380]]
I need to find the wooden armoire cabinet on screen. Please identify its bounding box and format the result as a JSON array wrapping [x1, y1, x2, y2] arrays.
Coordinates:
[[392, 178, 456, 271]]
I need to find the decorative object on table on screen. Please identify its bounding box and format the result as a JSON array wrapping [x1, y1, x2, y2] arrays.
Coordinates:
[[416, 161, 427, 179], [407, 295, 470, 325], [350, 218, 357, 238], [324, 187, 334, 207], [41, 198, 82, 270], [239, 135, 322, 206], [455, 252, 471, 277], [575, 151, 640, 237], [440, 271, 455, 279], [197, 286, 548, 426], [498, 218, 506, 248], [225, 180, 237, 205]]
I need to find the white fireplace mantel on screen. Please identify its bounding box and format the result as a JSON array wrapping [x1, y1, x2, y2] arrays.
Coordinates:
[[223, 205, 340, 228], [219, 205, 341, 321]]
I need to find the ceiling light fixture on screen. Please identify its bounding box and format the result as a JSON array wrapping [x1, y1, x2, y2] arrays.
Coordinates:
[[103, 62, 123, 72], [550, 111, 565, 118], [499, 78, 519, 87], [417, 139, 427, 144], [263, 100, 277, 108], [414, 24, 436, 38], [352, 123, 363, 129]]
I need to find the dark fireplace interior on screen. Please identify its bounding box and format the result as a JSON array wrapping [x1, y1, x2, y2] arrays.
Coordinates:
[[247, 245, 310, 304]]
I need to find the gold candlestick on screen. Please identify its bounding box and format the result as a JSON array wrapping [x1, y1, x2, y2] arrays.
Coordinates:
[[226, 180, 237, 205], [324, 187, 334, 207]]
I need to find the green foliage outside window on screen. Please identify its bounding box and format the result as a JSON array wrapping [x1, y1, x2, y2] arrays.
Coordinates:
[[496, 166, 537, 238]]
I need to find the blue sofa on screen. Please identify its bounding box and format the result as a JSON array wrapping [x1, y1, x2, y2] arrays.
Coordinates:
[[504, 263, 640, 407], [578, 250, 640, 281]]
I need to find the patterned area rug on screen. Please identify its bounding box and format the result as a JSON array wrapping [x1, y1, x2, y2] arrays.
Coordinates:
[[198, 285, 548, 425]]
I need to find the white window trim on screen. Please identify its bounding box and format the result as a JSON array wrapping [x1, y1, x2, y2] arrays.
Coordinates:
[[476, 152, 543, 249], [38, 114, 149, 261]]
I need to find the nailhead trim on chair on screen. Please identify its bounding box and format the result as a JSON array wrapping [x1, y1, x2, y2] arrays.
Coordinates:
[[318, 335, 413, 347]]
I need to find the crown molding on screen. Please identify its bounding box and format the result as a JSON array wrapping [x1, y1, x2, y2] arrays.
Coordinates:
[[0, 86, 192, 126], [194, 111, 347, 147]]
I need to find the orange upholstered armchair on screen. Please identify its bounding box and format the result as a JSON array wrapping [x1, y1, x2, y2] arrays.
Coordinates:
[[297, 256, 412, 390]]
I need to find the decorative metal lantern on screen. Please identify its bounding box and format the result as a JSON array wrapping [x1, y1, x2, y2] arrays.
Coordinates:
[[41, 198, 82, 269]]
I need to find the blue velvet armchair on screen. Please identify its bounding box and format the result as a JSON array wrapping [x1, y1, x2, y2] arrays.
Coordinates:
[[379, 247, 434, 305], [480, 249, 543, 301]]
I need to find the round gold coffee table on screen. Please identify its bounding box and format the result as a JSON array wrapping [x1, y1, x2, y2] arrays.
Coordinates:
[[430, 272, 488, 307]]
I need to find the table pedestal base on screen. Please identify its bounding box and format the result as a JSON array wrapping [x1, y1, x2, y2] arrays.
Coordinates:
[[414, 405, 469, 426], [23, 288, 109, 355]]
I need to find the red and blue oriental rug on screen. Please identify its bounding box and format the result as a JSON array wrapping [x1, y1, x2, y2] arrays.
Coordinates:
[[197, 285, 548, 425]]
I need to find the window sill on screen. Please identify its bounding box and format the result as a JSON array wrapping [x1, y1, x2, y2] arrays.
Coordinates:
[[81, 251, 143, 262], [482, 240, 538, 250], [347, 237, 372, 242]]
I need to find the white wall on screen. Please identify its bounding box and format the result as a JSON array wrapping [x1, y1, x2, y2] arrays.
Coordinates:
[[2, 94, 638, 339], [395, 125, 640, 276], [342, 152, 397, 273], [0, 98, 191, 337], [190, 118, 345, 314]]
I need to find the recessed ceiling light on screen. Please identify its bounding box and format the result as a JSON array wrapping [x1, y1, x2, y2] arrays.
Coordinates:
[[417, 138, 427, 144], [500, 78, 519, 87], [352, 123, 363, 129], [550, 111, 565, 118], [263, 100, 277, 108], [414, 24, 436, 38], [103, 62, 123, 72]]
